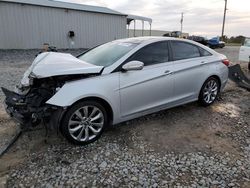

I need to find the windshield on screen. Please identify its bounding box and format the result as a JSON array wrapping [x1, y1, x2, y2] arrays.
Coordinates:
[[78, 41, 138, 67]]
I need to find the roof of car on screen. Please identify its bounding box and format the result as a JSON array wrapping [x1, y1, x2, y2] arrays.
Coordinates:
[[115, 37, 190, 44], [114, 37, 216, 54], [115, 37, 159, 44]]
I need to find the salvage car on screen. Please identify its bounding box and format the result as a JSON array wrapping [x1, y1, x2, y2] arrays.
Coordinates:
[[2, 37, 229, 145]]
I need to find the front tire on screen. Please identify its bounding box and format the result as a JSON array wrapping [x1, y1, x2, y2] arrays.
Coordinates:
[[199, 77, 220, 106], [61, 100, 108, 145]]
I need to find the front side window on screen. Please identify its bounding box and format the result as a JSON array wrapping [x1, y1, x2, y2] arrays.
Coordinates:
[[127, 41, 169, 66], [171, 41, 201, 60], [78, 41, 138, 67]]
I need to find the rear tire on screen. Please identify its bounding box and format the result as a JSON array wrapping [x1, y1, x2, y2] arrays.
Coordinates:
[[60, 100, 108, 145], [199, 77, 220, 106]]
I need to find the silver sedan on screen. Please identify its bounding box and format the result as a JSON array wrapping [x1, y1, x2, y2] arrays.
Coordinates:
[[3, 37, 229, 145]]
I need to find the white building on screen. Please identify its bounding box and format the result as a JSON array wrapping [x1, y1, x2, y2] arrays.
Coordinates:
[[127, 29, 189, 38], [0, 0, 127, 49], [128, 29, 169, 38]]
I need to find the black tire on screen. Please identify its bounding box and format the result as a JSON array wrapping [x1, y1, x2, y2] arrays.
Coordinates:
[[199, 77, 220, 106], [60, 100, 108, 145]]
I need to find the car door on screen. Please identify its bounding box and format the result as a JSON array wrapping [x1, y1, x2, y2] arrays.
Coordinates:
[[170, 40, 213, 103], [119, 41, 175, 117], [239, 38, 250, 62]]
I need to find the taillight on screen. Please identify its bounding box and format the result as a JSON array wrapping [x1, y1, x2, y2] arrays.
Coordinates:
[[222, 59, 230, 66]]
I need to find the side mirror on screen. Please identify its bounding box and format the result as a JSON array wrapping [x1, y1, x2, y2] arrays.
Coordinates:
[[122, 61, 144, 71]]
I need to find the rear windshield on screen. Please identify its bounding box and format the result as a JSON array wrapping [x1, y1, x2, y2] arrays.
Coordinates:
[[78, 42, 138, 67]]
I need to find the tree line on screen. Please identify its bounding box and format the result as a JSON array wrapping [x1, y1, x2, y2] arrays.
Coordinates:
[[220, 35, 246, 44]]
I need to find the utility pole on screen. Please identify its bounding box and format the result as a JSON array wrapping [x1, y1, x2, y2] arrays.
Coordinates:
[[180, 12, 184, 37], [221, 0, 227, 41]]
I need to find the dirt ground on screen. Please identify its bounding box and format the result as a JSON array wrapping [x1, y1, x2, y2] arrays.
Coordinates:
[[0, 46, 249, 187]]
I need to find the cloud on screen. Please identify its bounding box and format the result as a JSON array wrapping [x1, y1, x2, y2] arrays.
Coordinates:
[[60, 0, 250, 37]]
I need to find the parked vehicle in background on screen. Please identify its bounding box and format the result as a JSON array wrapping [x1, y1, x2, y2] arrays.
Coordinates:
[[2, 37, 229, 145], [239, 37, 250, 69], [207, 37, 225, 49], [163, 31, 182, 38], [187, 36, 208, 46], [218, 41, 226, 48]]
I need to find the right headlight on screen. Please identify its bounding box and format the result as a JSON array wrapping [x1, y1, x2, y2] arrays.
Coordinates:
[[20, 70, 36, 87]]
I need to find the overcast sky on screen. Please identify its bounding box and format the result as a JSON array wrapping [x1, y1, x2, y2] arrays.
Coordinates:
[[60, 0, 250, 37]]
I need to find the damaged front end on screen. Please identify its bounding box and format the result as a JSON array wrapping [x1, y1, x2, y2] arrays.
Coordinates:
[[2, 52, 104, 130], [2, 79, 62, 130], [0, 52, 103, 155], [1, 78, 68, 156], [2, 73, 97, 130]]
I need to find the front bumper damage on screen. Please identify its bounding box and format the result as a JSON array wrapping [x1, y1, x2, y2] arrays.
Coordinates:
[[1, 87, 65, 129], [2, 87, 45, 127], [1, 88, 28, 156], [2, 87, 27, 125], [1, 87, 66, 156]]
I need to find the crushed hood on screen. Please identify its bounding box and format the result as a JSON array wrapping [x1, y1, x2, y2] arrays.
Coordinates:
[[31, 52, 103, 78], [21, 52, 103, 86], [20, 52, 103, 86]]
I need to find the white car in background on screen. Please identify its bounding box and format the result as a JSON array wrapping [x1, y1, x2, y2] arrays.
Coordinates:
[[2, 37, 229, 145], [239, 37, 250, 68]]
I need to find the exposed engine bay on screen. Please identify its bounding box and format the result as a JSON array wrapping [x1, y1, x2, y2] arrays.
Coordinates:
[[2, 52, 104, 130], [2, 74, 97, 129]]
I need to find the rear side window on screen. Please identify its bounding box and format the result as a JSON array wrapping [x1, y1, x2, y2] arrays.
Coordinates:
[[199, 47, 212, 56], [171, 41, 201, 60], [127, 41, 169, 66]]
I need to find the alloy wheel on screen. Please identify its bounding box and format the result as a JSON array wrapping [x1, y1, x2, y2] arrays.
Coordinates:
[[202, 79, 218, 104], [68, 105, 104, 142]]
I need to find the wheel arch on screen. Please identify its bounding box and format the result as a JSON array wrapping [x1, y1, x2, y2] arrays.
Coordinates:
[[208, 75, 221, 90], [70, 96, 114, 125], [198, 75, 221, 106], [200, 75, 221, 93], [198, 75, 221, 98]]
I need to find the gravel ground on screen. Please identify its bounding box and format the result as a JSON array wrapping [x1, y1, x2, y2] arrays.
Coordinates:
[[0, 46, 249, 187]]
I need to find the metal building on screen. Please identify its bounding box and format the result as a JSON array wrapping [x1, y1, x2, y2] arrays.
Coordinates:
[[0, 0, 127, 49], [127, 29, 189, 38]]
